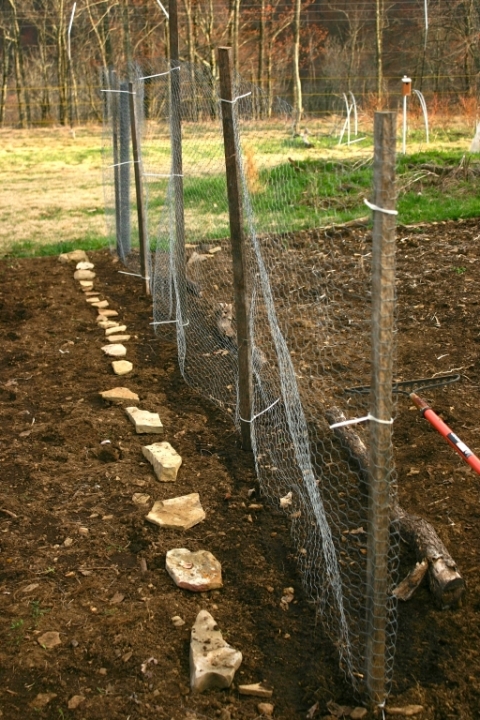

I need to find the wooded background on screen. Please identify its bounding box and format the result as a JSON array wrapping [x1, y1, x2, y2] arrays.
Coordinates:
[[0, 0, 479, 127]]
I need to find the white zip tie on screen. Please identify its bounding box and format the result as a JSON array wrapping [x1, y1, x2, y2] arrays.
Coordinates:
[[154, 0, 169, 19], [364, 198, 398, 216], [101, 89, 136, 95], [221, 91, 252, 104], [329, 413, 393, 430], [240, 397, 280, 424], [150, 319, 190, 327], [118, 271, 150, 280], [108, 160, 136, 168], [138, 67, 178, 80]]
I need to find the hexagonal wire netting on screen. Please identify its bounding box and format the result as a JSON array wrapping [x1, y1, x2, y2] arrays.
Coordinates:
[[103, 61, 399, 702]]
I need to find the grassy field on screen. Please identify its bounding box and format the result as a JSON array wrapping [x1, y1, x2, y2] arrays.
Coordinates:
[[0, 116, 478, 258]]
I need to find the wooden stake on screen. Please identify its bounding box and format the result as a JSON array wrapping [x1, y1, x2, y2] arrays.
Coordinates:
[[118, 80, 131, 260], [168, 0, 187, 320], [129, 80, 150, 295], [366, 111, 397, 705], [218, 46, 253, 452], [109, 69, 121, 258]]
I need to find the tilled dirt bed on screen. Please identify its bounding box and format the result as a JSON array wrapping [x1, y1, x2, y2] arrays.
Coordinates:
[[1, 219, 480, 720]]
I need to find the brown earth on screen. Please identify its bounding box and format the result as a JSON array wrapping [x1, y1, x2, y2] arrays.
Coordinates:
[[0, 219, 480, 720]]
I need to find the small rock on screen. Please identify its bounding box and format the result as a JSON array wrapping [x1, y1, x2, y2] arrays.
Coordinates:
[[109, 591, 125, 604], [97, 318, 119, 328], [146, 493, 206, 530], [78, 526, 89, 536], [68, 695, 85, 710], [351, 709, 368, 720], [73, 269, 96, 281], [142, 441, 181, 480], [100, 387, 139, 402], [108, 334, 131, 343], [92, 299, 110, 309], [132, 492, 151, 505], [112, 360, 133, 376], [30, 693, 57, 709], [102, 344, 127, 358], [106, 324, 127, 336], [76, 261, 94, 270], [279, 491, 292, 508], [98, 309, 119, 317], [385, 707, 424, 717], [280, 587, 294, 610], [166, 548, 222, 592], [79, 280, 94, 289], [126, 406, 163, 434], [190, 610, 242, 692], [257, 703, 274, 717], [37, 631, 61, 649], [172, 615, 186, 627], [58, 249, 89, 263], [86, 296, 101, 304], [238, 683, 273, 698], [64, 537, 74, 547]]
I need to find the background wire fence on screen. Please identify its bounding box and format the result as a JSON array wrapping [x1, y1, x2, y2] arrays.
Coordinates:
[[101, 61, 401, 697]]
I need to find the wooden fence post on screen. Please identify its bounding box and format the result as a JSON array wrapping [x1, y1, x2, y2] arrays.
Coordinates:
[[366, 110, 397, 705], [109, 69, 122, 258], [129, 80, 150, 295], [168, 0, 187, 320], [118, 80, 131, 261], [218, 46, 253, 452]]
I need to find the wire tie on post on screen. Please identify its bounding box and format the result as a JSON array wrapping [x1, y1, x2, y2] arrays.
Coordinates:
[[240, 397, 280, 424], [220, 91, 252, 104], [138, 67, 179, 80], [329, 413, 393, 430], [118, 271, 150, 280], [378, 700, 386, 720], [108, 160, 135, 168], [364, 198, 398, 216], [101, 89, 136, 95]]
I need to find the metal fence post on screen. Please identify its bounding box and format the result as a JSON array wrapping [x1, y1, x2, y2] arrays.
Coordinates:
[[218, 46, 253, 452], [366, 110, 397, 705]]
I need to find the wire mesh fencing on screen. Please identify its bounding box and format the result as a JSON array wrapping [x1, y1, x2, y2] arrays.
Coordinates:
[[102, 56, 400, 702]]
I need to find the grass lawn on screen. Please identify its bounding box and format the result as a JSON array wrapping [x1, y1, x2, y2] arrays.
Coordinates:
[[0, 117, 478, 258]]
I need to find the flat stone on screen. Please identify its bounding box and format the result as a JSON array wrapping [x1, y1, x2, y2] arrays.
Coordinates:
[[37, 631, 61, 649], [59, 249, 89, 263], [112, 360, 133, 375], [190, 610, 242, 692], [76, 261, 94, 270], [146, 493, 205, 530], [166, 548, 222, 592], [142, 441, 181, 480], [67, 696, 86, 710], [86, 296, 101, 304], [105, 324, 127, 336], [107, 334, 131, 343], [126, 406, 163, 434], [238, 683, 274, 698], [98, 309, 119, 317], [80, 280, 94, 289], [100, 387, 139, 402], [102, 344, 127, 358], [74, 269, 96, 281], [351, 709, 368, 720], [97, 317, 119, 327], [92, 299, 109, 308]]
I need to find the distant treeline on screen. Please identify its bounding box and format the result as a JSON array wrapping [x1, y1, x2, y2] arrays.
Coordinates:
[[0, 0, 479, 126]]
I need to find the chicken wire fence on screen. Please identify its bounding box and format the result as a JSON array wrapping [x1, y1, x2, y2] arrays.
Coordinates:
[[102, 61, 399, 701]]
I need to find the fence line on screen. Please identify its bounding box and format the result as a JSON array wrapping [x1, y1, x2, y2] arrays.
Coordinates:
[[102, 57, 400, 703]]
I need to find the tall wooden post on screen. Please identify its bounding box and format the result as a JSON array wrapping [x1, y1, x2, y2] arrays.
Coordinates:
[[366, 111, 397, 705], [109, 69, 122, 258], [129, 80, 150, 295], [218, 46, 253, 452], [168, 0, 187, 320], [118, 80, 131, 260]]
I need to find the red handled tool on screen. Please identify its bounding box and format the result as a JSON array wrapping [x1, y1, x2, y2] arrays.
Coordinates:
[[345, 374, 480, 476]]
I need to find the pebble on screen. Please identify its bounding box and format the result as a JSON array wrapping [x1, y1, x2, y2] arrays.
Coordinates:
[[112, 360, 133, 375], [37, 631, 61, 649], [172, 615, 186, 627], [257, 703, 274, 717], [102, 344, 127, 358]]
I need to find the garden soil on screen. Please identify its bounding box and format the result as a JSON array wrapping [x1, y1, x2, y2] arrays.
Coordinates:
[[1, 219, 480, 720]]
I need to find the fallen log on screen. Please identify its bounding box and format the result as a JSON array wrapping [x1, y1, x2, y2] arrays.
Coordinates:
[[325, 407, 465, 608]]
